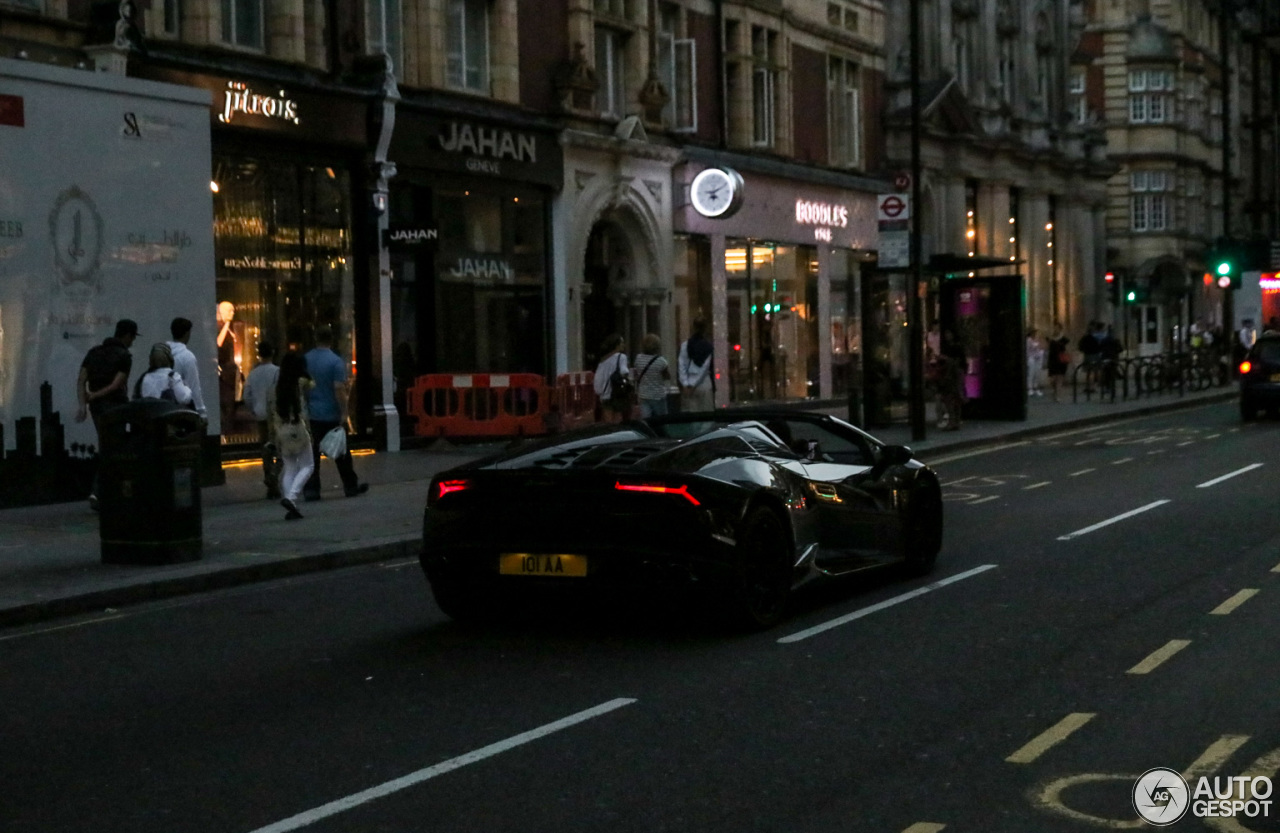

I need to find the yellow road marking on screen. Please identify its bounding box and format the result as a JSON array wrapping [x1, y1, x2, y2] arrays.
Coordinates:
[[1024, 481, 1051, 490], [1069, 468, 1095, 476], [1111, 457, 1134, 465], [1178, 440, 1195, 446], [1183, 735, 1251, 781], [1126, 639, 1191, 674], [1034, 773, 1146, 828], [1206, 433, 1222, 439], [1272, 561, 1280, 573], [901, 825, 946, 833], [1007, 713, 1096, 764], [1211, 589, 1260, 615]]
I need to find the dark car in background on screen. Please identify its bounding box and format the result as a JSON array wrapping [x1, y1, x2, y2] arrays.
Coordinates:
[[420, 410, 944, 629], [1239, 332, 1280, 420]]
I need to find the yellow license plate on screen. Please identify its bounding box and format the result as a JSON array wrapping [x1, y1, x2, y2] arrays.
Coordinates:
[[499, 553, 588, 577]]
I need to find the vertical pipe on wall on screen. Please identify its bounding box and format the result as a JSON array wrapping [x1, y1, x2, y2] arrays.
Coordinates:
[[908, 0, 926, 441]]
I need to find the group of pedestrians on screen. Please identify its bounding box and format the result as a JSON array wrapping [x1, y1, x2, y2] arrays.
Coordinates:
[[592, 318, 715, 421], [77, 318, 368, 521]]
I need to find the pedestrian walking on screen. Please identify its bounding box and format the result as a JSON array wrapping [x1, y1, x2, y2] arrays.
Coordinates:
[[593, 333, 632, 424], [75, 318, 139, 510], [166, 317, 208, 419], [935, 331, 966, 431], [132, 342, 194, 405], [1047, 322, 1071, 402], [632, 333, 672, 419], [678, 318, 714, 413], [269, 351, 314, 520], [1025, 328, 1045, 397], [302, 325, 368, 501], [241, 340, 281, 499]]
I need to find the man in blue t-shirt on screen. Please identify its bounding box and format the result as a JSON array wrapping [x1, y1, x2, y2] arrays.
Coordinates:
[[302, 325, 368, 501]]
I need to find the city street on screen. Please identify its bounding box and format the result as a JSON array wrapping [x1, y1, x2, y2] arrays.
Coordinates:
[[3, 401, 1279, 833]]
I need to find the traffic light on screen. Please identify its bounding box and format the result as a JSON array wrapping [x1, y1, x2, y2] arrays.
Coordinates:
[[1105, 271, 1119, 305], [1206, 239, 1241, 290]]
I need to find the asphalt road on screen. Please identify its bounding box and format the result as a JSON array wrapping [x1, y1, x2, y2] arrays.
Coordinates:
[[4, 401, 1279, 833]]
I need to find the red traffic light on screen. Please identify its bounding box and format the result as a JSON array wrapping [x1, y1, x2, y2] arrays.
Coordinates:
[[1104, 271, 1115, 283]]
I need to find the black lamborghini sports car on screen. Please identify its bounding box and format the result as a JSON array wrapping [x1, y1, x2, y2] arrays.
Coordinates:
[[420, 410, 944, 628]]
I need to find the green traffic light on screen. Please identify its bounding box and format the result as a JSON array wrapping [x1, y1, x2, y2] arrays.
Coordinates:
[[1126, 290, 1136, 302], [1216, 261, 1231, 276]]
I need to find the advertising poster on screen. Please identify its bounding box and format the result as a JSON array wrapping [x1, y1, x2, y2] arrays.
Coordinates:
[[0, 57, 216, 476]]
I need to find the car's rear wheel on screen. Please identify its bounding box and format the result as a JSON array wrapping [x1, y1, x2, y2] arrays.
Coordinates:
[[429, 573, 492, 622], [726, 507, 793, 630], [902, 480, 943, 576]]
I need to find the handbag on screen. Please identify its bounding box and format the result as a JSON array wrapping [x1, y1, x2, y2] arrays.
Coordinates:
[[1057, 350, 1071, 365], [608, 354, 634, 405], [276, 419, 311, 456], [319, 426, 347, 459]]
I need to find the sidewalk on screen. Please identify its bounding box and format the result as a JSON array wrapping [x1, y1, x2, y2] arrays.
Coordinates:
[[0, 385, 1235, 629]]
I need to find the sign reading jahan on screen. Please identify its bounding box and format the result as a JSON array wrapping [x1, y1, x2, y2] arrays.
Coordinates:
[[382, 226, 439, 247], [391, 112, 563, 188]]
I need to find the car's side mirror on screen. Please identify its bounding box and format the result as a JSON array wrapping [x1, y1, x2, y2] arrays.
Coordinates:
[[880, 445, 914, 466]]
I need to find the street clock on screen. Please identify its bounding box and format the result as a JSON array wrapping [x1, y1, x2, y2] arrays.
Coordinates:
[[689, 167, 744, 219]]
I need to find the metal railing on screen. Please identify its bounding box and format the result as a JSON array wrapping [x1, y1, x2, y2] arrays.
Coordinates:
[[1070, 347, 1230, 403]]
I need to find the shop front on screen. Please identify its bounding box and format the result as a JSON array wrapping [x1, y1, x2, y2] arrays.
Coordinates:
[[130, 65, 373, 449], [674, 159, 880, 411], [387, 107, 562, 435]]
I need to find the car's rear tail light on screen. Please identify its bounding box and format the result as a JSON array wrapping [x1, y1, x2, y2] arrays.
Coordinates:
[[430, 479, 470, 506], [614, 481, 701, 506], [1240, 360, 1252, 375]]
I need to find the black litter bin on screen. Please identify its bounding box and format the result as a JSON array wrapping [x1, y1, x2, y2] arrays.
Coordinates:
[[97, 399, 204, 564]]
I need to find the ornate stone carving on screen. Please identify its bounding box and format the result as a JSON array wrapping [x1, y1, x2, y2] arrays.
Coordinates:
[[638, 72, 670, 124], [554, 42, 598, 112]]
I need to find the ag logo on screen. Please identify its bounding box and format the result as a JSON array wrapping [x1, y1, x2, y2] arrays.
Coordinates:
[[1133, 767, 1190, 825]]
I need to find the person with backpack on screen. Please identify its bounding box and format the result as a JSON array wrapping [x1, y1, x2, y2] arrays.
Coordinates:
[[593, 333, 632, 423], [268, 352, 315, 520], [132, 342, 194, 405], [632, 333, 672, 418]]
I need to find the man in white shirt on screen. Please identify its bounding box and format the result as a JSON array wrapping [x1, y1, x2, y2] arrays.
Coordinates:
[[166, 317, 207, 419], [242, 340, 282, 499]]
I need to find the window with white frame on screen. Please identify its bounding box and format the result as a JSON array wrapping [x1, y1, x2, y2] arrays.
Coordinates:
[[366, 0, 403, 74], [656, 3, 697, 131], [446, 0, 490, 93], [221, 0, 263, 48], [1131, 170, 1171, 232], [1069, 70, 1086, 123], [997, 39, 1016, 100], [1186, 171, 1204, 236], [750, 25, 778, 148], [828, 56, 862, 168], [1129, 68, 1175, 124], [827, 1, 859, 33], [595, 25, 628, 117]]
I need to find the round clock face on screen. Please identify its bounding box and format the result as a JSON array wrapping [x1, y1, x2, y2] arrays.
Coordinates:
[[690, 167, 742, 218]]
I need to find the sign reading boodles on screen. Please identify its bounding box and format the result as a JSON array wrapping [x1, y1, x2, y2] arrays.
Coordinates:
[[0, 57, 218, 448]]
